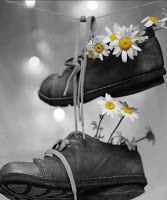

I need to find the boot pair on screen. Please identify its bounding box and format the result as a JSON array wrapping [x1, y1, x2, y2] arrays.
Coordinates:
[[0, 18, 166, 200]]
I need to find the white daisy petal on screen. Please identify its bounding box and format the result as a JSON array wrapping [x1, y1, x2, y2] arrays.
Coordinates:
[[141, 36, 148, 40], [133, 25, 139, 31], [86, 43, 93, 50], [103, 50, 110, 56], [104, 44, 110, 49], [145, 20, 154, 27], [106, 93, 111, 101], [105, 93, 109, 100], [130, 30, 139, 38], [133, 114, 139, 119], [102, 110, 107, 115], [113, 23, 119, 32], [110, 40, 119, 46], [116, 34, 122, 39], [159, 17, 167, 22], [141, 16, 149, 23], [115, 50, 121, 57], [129, 24, 133, 31], [109, 44, 114, 51], [130, 117, 135, 122], [127, 48, 134, 60], [139, 36, 148, 43], [131, 38, 139, 43], [105, 27, 112, 35], [109, 112, 115, 118], [97, 100, 105, 106], [103, 36, 111, 44], [122, 26, 126, 31], [139, 30, 146, 36], [132, 44, 142, 51], [88, 40, 93, 45], [113, 46, 120, 55], [122, 51, 127, 63], [99, 53, 103, 61], [94, 51, 98, 57], [134, 50, 138, 56]]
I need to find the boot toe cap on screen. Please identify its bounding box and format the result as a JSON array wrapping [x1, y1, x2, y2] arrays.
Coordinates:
[[39, 73, 70, 98], [39, 73, 59, 97], [38, 73, 73, 106], [0, 162, 40, 177]]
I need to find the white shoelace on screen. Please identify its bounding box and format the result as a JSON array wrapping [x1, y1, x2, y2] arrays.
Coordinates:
[[45, 148, 77, 200], [45, 17, 97, 200], [61, 16, 96, 139]]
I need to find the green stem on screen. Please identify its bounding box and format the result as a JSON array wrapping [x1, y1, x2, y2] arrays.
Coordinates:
[[135, 136, 147, 143], [94, 114, 105, 138], [107, 116, 125, 143]]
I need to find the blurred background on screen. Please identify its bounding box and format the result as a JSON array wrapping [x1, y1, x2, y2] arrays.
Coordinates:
[[0, 0, 167, 199]]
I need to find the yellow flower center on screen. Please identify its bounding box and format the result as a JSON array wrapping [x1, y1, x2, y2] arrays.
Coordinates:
[[105, 101, 115, 110], [123, 105, 133, 114], [119, 37, 132, 50], [94, 43, 104, 53], [110, 33, 117, 41], [149, 16, 158, 23], [88, 51, 94, 58]]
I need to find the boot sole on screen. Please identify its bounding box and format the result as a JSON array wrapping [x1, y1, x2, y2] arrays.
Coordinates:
[[0, 184, 144, 200], [80, 184, 144, 200], [0, 173, 146, 200], [38, 68, 166, 106]]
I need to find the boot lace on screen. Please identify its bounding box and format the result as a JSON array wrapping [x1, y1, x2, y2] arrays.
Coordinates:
[[45, 138, 76, 200], [45, 16, 96, 200]]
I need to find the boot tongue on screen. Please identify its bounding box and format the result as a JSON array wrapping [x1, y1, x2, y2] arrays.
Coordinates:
[[51, 132, 85, 152], [66, 131, 84, 140]]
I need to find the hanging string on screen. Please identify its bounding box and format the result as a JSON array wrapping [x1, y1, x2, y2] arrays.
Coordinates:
[[5, 0, 162, 21], [96, 1, 161, 19], [4, 0, 77, 21]]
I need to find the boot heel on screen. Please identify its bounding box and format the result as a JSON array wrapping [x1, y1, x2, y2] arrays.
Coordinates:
[[112, 76, 165, 97], [109, 68, 166, 97]]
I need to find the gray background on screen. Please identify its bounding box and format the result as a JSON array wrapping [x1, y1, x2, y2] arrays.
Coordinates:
[[0, 1, 167, 199]]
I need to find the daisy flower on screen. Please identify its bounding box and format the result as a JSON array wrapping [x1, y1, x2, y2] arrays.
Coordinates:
[[141, 16, 167, 29], [104, 23, 120, 48], [86, 36, 110, 61], [145, 127, 156, 144], [97, 93, 121, 118], [136, 126, 156, 145], [110, 25, 147, 63], [162, 8, 167, 18], [86, 40, 96, 59], [120, 102, 139, 121], [129, 24, 148, 44]]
